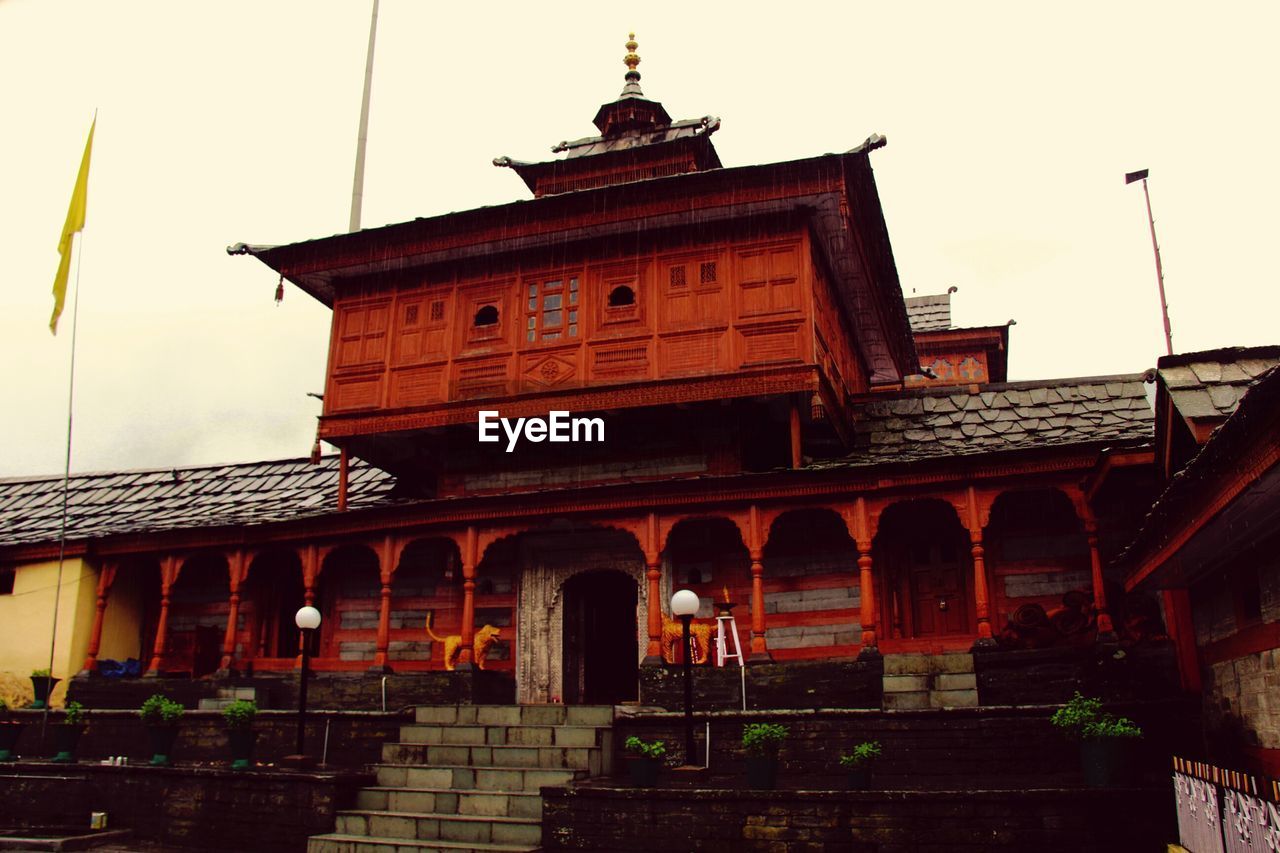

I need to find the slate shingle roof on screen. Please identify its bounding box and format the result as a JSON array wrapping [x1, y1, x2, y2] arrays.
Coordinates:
[[904, 293, 952, 332], [0, 457, 398, 549], [1157, 346, 1280, 422], [813, 374, 1154, 468]]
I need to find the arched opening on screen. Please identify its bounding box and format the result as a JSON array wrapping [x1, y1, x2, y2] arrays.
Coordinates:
[[561, 569, 637, 705], [395, 537, 468, 669], [762, 509, 859, 658], [607, 285, 635, 307], [874, 500, 973, 641], [169, 553, 230, 677], [245, 549, 304, 663], [665, 517, 750, 661], [99, 556, 161, 672], [473, 304, 499, 327], [986, 489, 1093, 648], [317, 544, 381, 663]]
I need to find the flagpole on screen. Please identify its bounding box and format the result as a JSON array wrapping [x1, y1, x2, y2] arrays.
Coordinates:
[[349, 0, 379, 233], [1140, 177, 1173, 357], [44, 110, 95, 735]]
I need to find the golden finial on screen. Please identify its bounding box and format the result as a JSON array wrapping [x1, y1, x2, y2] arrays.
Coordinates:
[[624, 32, 640, 78]]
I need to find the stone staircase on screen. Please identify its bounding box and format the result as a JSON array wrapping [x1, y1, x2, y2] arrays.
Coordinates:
[[308, 704, 615, 853], [196, 686, 257, 710], [882, 653, 978, 710]]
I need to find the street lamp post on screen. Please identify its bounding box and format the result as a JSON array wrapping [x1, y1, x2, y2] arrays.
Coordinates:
[[670, 589, 700, 767], [284, 605, 321, 768]]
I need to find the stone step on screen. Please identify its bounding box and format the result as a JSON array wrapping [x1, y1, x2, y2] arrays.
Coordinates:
[[382, 742, 602, 773], [400, 722, 607, 748], [882, 653, 974, 676], [335, 810, 541, 847], [375, 763, 584, 792], [882, 674, 929, 693], [308, 833, 537, 853], [414, 704, 613, 728], [356, 787, 543, 820], [930, 689, 979, 709], [882, 691, 931, 711], [935, 672, 977, 691]]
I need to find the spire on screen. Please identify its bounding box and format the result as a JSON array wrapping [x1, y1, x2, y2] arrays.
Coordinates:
[[620, 32, 643, 98], [592, 32, 671, 135]]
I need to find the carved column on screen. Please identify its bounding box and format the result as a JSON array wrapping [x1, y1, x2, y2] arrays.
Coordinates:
[[337, 448, 350, 512], [643, 513, 663, 663], [146, 556, 181, 676], [81, 561, 119, 675], [853, 497, 879, 657], [218, 549, 247, 674], [1084, 521, 1118, 642], [298, 544, 320, 668], [456, 526, 478, 669], [372, 534, 397, 673], [964, 487, 997, 649], [747, 506, 771, 662]]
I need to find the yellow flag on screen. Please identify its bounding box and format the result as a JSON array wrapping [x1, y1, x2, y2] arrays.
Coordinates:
[[50, 118, 95, 335]]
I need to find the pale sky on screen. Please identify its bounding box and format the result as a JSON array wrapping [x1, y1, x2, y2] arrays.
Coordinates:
[[2, 1, 1277, 478]]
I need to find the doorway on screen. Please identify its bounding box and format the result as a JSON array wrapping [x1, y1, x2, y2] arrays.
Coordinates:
[[907, 541, 971, 636], [561, 570, 638, 705]]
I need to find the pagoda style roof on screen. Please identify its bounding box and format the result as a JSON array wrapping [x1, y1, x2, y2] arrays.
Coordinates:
[[0, 456, 396, 550], [816, 373, 1155, 469], [905, 292, 955, 332], [1157, 345, 1280, 425]]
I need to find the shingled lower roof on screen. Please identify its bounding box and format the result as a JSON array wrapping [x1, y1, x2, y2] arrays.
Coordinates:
[[815, 373, 1154, 468], [0, 456, 398, 550], [904, 292, 952, 332], [1157, 346, 1280, 422]]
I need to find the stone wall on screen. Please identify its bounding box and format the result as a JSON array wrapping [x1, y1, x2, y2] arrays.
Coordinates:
[[541, 786, 1173, 852], [974, 643, 1181, 706], [0, 763, 369, 852], [1203, 648, 1280, 761], [3, 708, 405, 768], [638, 658, 883, 711], [612, 701, 1196, 789]]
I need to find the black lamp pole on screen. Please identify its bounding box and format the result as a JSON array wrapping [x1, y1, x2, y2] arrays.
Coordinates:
[[680, 613, 695, 767], [296, 627, 311, 757]]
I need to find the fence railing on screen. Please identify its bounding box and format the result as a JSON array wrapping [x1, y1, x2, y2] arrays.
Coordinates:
[[1172, 757, 1280, 853]]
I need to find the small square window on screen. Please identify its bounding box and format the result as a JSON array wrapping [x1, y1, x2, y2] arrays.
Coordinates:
[[569, 324, 578, 337], [429, 301, 444, 322], [405, 305, 419, 324], [544, 310, 562, 328], [670, 266, 687, 287], [527, 317, 536, 330], [528, 297, 537, 311], [544, 294, 562, 310], [700, 261, 717, 284], [529, 283, 538, 296], [569, 278, 578, 291]]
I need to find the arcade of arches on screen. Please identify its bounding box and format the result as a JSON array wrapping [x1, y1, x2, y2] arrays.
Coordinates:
[[78, 483, 1136, 704]]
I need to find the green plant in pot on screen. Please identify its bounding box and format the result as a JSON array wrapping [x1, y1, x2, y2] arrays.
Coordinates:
[[0, 699, 23, 762], [223, 699, 258, 770], [623, 736, 665, 787], [742, 722, 788, 790], [1050, 692, 1142, 788], [52, 701, 87, 763], [139, 694, 184, 766], [839, 740, 882, 790], [30, 668, 59, 710]]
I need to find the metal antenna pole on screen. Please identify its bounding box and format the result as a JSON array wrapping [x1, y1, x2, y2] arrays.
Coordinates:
[[349, 0, 380, 233], [1141, 177, 1173, 356]]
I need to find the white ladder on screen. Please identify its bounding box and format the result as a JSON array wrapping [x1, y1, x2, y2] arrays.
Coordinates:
[[715, 613, 744, 667]]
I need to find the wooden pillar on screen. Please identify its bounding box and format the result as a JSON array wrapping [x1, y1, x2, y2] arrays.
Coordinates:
[[298, 545, 319, 668], [1084, 521, 1118, 641], [965, 487, 996, 648], [1162, 588, 1202, 692], [337, 448, 350, 512], [218, 550, 247, 674], [853, 497, 878, 656], [146, 556, 180, 676], [789, 398, 803, 469], [81, 562, 119, 674], [644, 513, 663, 663], [747, 506, 771, 661], [372, 534, 396, 673], [456, 527, 478, 668]]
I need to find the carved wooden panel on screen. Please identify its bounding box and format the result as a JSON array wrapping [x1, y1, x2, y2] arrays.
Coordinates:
[[330, 371, 384, 412], [389, 364, 446, 407], [589, 340, 651, 381], [737, 243, 801, 319], [334, 299, 391, 370], [657, 328, 727, 376], [738, 319, 804, 367], [659, 252, 724, 330], [392, 293, 450, 366], [519, 350, 579, 391], [453, 355, 511, 399]]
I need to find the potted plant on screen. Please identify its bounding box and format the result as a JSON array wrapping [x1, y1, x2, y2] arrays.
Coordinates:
[[1050, 692, 1142, 787], [0, 699, 22, 762], [839, 740, 882, 790], [52, 701, 87, 763], [623, 736, 665, 787], [139, 694, 184, 766], [742, 722, 788, 790], [30, 668, 59, 710], [223, 699, 257, 770]]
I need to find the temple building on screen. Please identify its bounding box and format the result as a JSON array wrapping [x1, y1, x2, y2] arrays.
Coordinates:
[[0, 36, 1235, 717]]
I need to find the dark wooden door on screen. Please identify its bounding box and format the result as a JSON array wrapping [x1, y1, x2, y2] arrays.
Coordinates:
[[193, 625, 223, 677], [908, 542, 970, 636], [562, 571, 638, 705]]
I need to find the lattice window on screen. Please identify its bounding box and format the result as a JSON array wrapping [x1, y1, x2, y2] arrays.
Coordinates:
[[525, 277, 579, 343], [429, 301, 445, 322], [669, 265, 687, 288], [699, 261, 717, 285], [404, 304, 419, 325]]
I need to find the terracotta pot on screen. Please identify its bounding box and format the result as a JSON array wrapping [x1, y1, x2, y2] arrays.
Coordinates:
[[745, 755, 778, 789], [626, 756, 661, 787]]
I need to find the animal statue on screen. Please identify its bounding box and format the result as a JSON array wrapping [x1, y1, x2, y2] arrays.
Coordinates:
[[425, 612, 501, 670], [661, 616, 714, 665]]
